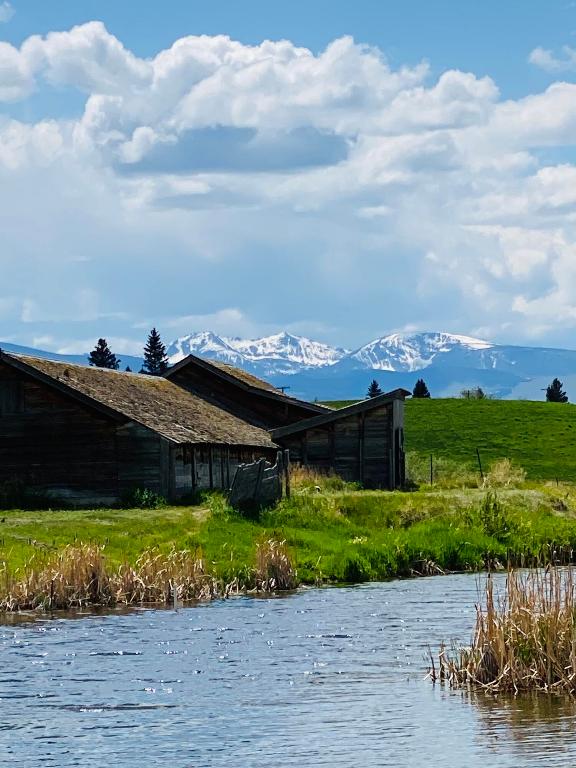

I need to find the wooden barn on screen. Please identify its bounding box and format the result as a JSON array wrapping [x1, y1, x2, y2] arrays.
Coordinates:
[[0, 348, 408, 505], [0, 352, 277, 505], [271, 390, 409, 490], [165, 353, 328, 428]]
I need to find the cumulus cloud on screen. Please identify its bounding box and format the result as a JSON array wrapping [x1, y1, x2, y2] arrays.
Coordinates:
[[2, 22, 576, 349]]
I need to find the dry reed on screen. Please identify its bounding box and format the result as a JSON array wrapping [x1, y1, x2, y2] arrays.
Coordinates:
[[0, 538, 297, 612], [255, 538, 297, 591], [430, 566, 576, 694]]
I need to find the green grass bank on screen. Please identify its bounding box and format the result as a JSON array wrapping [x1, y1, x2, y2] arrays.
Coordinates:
[[3, 483, 576, 608]]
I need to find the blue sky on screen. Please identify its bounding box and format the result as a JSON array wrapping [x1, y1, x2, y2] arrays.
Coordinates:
[[2, 0, 576, 353]]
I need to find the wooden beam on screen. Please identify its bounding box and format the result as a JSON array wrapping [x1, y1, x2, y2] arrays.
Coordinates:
[[358, 413, 365, 486], [208, 445, 214, 490]]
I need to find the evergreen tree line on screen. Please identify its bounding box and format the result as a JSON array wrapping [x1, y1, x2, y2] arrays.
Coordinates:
[[88, 328, 168, 376], [365, 376, 570, 402]]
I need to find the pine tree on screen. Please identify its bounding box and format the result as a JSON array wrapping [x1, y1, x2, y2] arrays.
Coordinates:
[[88, 338, 119, 370], [546, 377, 568, 403], [142, 328, 168, 375], [125, 365, 132, 373], [367, 379, 383, 398], [412, 378, 431, 398]]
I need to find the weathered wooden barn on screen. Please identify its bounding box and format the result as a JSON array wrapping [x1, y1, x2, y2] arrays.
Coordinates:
[[271, 390, 409, 490], [0, 349, 407, 505], [165, 354, 328, 428], [0, 352, 277, 505]]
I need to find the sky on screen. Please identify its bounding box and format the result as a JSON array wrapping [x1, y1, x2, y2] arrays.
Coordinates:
[[2, 0, 576, 354]]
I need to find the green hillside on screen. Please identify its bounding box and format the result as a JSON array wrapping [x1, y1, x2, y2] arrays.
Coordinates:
[[323, 398, 576, 481]]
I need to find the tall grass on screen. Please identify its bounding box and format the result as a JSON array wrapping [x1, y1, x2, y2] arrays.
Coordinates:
[[431, 567, 576, 694], [0, 538, 296, 612], [406, 452, 527, 490], [255, 538, 297, 591], [290, 465, 358, 493]]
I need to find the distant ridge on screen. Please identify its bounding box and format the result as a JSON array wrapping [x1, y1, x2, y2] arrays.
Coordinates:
[[5, 331, 576, 401]]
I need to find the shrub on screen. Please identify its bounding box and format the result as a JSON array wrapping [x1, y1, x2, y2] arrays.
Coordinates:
[[122, 488, 166, 509], [484, 458, 526, 488]]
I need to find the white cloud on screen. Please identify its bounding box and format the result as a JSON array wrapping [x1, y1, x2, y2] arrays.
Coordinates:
[[529, 45, 576, 73], [0, 2, 13, 23], [3, 23, 576, 348]]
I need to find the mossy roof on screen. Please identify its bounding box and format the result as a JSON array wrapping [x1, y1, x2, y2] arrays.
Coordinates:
[[1, 352, 277, 449]]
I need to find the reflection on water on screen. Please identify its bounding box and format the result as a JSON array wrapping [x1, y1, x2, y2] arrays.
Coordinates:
[[0, 575, 575, 766], [471, 691, 576, 758]]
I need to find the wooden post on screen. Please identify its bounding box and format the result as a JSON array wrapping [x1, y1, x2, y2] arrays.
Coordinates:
[[208, 445, 214, 490], [191, 447, 197, 491], [226, 447, 231, 490], [253, 459, 265, 504], [476, 448, 484, 482], [283, 449, 291, 498], [220, 449, 226, 490], [329, 424, 335, 474], [358, 413, 365, 486]]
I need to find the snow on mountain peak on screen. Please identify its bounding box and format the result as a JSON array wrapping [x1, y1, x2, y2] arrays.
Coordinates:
[[166, 331, 244, 365], [350, 331, 494, 372], [225, 332, 348, 367], [166, 329, 494, 376]]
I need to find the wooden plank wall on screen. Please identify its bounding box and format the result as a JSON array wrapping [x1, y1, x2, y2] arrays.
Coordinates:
[[170, 444, 276, 497], [0, 364, 120, 505], [276, 403, 402, 489], [116, 423, 163, 498]]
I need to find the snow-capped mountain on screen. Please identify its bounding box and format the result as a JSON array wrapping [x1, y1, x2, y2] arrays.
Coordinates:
[[8, 329, 576, 401], [348, 332, 494, 372], [226, 332, 347, 370], [166, 331, 348, 375], [166, 331, 245, 366]]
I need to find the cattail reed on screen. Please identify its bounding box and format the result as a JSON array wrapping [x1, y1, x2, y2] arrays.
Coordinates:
[[431, 566, 576, 694], [255, 538, 297, 591], [0, 538, 298, 612]]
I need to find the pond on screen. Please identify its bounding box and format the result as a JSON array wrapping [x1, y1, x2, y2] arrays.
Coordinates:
[[2, 573, 576, 766]]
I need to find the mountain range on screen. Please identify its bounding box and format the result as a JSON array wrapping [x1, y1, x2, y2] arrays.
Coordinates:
[[3, 331, 576, 401]]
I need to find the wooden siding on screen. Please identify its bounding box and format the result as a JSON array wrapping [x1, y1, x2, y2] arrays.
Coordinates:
[[170, 444, 275, 497], [0, 363, 120, 505], [117, 423, 164, 498], [275, 402, 404, 490]]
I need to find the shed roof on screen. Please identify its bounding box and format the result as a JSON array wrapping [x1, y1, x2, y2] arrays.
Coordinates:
[[270, 389, 411, 439], [165, 353, 329, 414], [0, 352, 276, 449]]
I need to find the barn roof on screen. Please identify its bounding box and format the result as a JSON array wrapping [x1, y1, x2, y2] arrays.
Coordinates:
[[165, 353, 329, 413], [270, 389, 411, 439], [0, 352, 276, 449]]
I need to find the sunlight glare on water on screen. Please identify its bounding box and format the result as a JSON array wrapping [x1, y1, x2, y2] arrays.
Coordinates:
[[1, 574, 576, 767]]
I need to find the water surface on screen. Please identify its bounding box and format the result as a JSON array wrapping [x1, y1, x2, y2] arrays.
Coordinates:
[[1, 574, 576, 767]]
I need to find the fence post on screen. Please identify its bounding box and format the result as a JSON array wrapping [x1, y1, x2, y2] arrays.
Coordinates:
[[283, 449, 291, 498], [430, 454, 434, 485], [476, 448, 484, 482]]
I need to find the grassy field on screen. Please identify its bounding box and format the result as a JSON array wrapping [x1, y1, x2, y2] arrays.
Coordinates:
[[3, 396, 576, 609], [324, 398, 576, 482], [3, 483, 576, 601]]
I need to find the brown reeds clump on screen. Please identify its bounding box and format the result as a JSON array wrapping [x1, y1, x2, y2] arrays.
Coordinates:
[[431, 567, 576, 694], [255, 538, 297, 591], [0, 538, 300, 612], [0, 545, 222, 611]]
